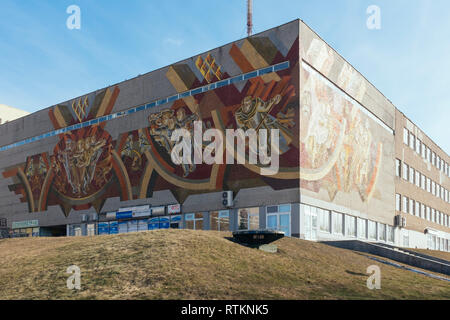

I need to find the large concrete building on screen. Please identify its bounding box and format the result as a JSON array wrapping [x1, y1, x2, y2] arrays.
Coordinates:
[[0, 20, 448, 250]]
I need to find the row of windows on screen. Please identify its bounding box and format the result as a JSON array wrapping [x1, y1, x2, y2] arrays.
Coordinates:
[[403, 127, 450, 178], [0, 61, 290, 152], [301, 203, 395, 242], [396, 159, 450, 204], [185, 208, 262, 231], [185, 211, 231, 231], [396, 193, 450, 227], [427, 234, 449, 252]]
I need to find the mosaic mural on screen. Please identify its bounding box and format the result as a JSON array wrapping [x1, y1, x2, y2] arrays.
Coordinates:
[[300, 62, 384, 203], [2, 34, 300, 216]]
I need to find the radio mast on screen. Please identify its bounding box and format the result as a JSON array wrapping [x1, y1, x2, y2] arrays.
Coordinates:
[[247, 0, 253, 37]]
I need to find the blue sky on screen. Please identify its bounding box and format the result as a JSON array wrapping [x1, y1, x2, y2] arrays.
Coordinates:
[[0, 0, 449, 153]]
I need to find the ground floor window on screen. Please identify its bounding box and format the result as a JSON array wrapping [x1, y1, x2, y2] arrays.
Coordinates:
[[387, 226, 395, 243], [138, 219, 148, 231], [368, 220, 377, 240], [238, 207, 259, 230], [378, 223, 386, 242], [118, 221, 128, 234], [210, 210, 230, 231], [302, 204, 317, 240], [266, 204, 291, 237], [317, 208, 331, 233], [149, 217, 170, 230], [332, 212, 344, 235], [170, 215, 182, 229], [357, 218, 367, 239], [345, 215, 356, 237], [185, 213, 204, 230]]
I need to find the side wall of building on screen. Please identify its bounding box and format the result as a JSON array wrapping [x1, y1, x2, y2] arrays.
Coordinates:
[[395, 109, 450, 249], [299, 21, 397, 243]]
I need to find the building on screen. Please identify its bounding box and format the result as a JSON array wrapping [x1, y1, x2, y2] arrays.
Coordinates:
[[0, 104, 30, 125], [0, 20, 448, 250]]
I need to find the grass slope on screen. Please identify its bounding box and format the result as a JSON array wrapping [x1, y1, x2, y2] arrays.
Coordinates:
[[0, 229, 448, 300]]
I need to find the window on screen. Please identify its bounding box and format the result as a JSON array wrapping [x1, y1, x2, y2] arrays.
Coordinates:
[[427, 147, 431, 163], [332, 212, 344, 235], [427, 234, 432, 249], [402, 196, 409, 214], [318, 208, 331, 233], [409, 199, 414, 215], [409, 167, 414, 184], [402, 163, 409, 180], [431, 208, 435, 223], [421, 174, 425, 190], [185, 213, 204, 230], [416, 139, 421, 154], [210, 210, 230, 231], [368, 220, 377, 240], [426, 177, 431, 193], [415, 201, 419, 217], [345, 215, 356, 237], [387, 226, 395, 243], [426, 206, 430, 221], [403, 128, 409, 145], [415, 171, 420, 187], [267, 204, 291, 236], [238, 207, 259, 230], [421, 143, 426, 158], [395, 159, 401, 177], [409, 133, 415, 149], [378, 223, 386, 242], [420, 203, 425, 218], [396, 194, 401, 212], [437, 156, 441, 170], [432, 152, 436, 166], [357, 218, 367, 239]]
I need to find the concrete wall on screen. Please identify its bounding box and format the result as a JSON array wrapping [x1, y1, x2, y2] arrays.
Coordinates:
[[298, 21, 396, 226]]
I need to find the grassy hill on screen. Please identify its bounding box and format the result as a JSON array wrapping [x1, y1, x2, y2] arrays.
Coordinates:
[[0, 229, 448, 300]]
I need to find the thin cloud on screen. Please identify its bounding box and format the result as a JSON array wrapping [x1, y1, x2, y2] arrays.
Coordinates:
[[164, 37, 184, 46]]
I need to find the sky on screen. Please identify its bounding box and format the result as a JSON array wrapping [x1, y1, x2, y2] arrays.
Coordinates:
[[0, 0, 449, 153]]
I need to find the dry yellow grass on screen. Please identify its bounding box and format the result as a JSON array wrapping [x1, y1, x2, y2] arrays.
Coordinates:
[[0, 229, 448, 300]]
